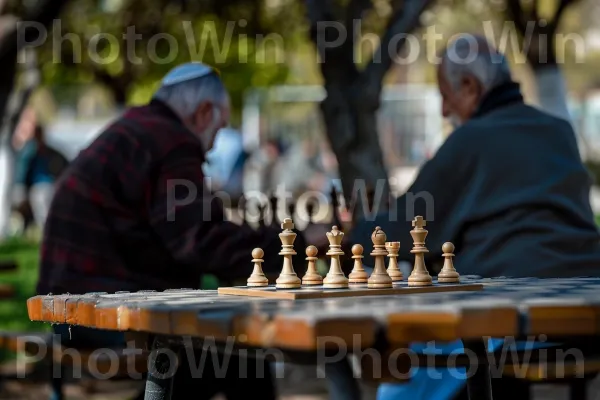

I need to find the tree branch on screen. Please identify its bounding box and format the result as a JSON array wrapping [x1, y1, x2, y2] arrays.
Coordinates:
[[0, 0, 70, 63], [549, 0, 579, 30], [531, 0, 539, 23], [344, 0, 371, 31], [0, 0, 70, 138], [306, 0, 359, 86], [506, 0, 528, 35], [364, 0, 434, 91]]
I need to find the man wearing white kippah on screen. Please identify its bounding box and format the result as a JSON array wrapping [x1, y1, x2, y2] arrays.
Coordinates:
[[37, 62, 302, 399]]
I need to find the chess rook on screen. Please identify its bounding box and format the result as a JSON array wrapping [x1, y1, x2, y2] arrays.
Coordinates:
[[323, 226, 349, 288], [348, 244, 368, 284], [408, 216, 432, 286], [302, 245, 323, 285], [368, 226, 393, 288], [276, 218, 301, 289], [385, 241, 403, 281], [438, 242, 460, 283], [247, 248, 268, 287]]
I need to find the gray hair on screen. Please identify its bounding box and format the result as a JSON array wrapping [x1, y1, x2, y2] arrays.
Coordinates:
[[441, 34, 512, 95], [152, 72, 227, 119]]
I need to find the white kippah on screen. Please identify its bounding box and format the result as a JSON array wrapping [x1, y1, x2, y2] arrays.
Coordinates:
[[161, 62, 217, 86]]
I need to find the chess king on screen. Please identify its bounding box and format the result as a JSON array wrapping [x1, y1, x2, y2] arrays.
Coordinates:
[[275, 218, 302, 289], [408, 216, 433, 286]]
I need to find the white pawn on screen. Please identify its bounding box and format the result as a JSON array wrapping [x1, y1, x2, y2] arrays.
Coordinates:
[[302, 245, 323, 285], [247, 248, 268, 287], [437, 242, 460, 283]]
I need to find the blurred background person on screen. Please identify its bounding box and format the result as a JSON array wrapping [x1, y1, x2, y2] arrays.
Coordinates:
[[203, 127, 248, 202], [11, 108, 68, 233]]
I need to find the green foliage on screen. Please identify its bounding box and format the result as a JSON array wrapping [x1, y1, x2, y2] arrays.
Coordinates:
[[0, 234, 225, 337], [0, 237, 46, 333], [30, 0, 307, 124]]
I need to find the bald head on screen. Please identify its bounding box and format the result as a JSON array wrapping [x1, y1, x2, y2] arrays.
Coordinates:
[[437, 34, 513, 127]]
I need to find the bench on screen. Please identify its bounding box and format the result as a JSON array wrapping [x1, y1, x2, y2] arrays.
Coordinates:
[[0, 331, 149, 397], [0, 284, 15, 300], [0, 259, 18, 300], [0, 260, 17, 272], [501, 360, 600, 400], [496, 339, 600, 400]]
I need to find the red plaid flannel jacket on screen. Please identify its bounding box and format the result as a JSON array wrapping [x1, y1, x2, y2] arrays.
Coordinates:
[[37, 99, 301, 295]]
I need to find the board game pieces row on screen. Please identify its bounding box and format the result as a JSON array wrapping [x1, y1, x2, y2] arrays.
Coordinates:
[[238, 185, 344, 229], [247, 216, 460, 289]]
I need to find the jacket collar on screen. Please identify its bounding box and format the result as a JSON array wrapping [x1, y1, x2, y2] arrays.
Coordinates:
[[147, 98, 208, 157], [472, 81, 524, 119], [149, 98, 183, 123]]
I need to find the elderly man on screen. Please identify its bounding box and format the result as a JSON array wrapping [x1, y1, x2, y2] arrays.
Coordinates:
[[38, 63, 301, 399], [351, 35, 600, 280], [348, 35, 600, 399]]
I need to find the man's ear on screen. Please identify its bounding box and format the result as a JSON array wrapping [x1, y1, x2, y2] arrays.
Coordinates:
[[462, 75, 483, 98], [194, 101, 212, 125]]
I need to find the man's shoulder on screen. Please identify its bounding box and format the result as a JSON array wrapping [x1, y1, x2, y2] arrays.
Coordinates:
[[472, 102, 571, 128], [87, 104, 201, 156]]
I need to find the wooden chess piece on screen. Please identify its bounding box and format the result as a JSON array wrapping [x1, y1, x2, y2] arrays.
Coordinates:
[[306, 201, 315, 225], [408, 216, 433, 286], [323, 226, 348, 288], [348, 244, 368, 284], [276, 218, 301, 289], [247, 248, 268, 287], [302, 245, 322, 285], [367, 226, 393, 288], [269, 193, 279, 227], [438, 242, 460, 283], [330, 186, 342, 229], [385, 241, 403, 281], [258, 201, 267, 228], [238, 194, 249, 227], [288, 201, 296, 221]]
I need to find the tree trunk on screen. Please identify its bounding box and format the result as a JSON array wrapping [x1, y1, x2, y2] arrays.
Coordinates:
[[505, 0, 578, 123], [0, 134, 14, 237], [320, 83, 390, 222], [0, 0, 71, 239], [305, 0, 432, 224]]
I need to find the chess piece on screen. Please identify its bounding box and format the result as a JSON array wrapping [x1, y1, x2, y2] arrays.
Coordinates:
[[306, 201, 315, 225], [276, 218, 301, 289], [302, 245, 323, 285], [408, 216, 433, 286], [348, 244, 368, 284], [269, 193, 279, 226], [367, 226, 393, 288], [288, 202, 296, 221], [323, 226, 348, 288], [238, 194, 249, 227], [438, 242, 460, 283], [385, 241, 403, 281], [330, 186, 342, 229], [258, 200, 267, 228], [247, 248, 268, 287]]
